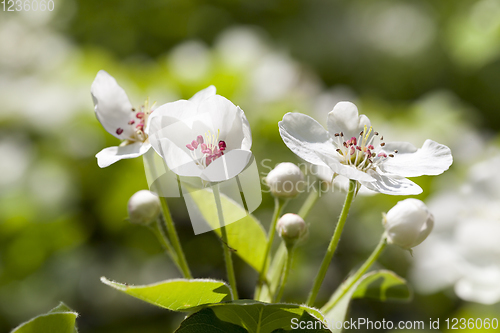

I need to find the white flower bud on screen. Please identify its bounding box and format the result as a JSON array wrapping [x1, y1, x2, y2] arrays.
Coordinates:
[[277, 213, 307, 246], [127, 190, 161, 225], [384, 199, 434, 249], [265, 163, 305, 198]]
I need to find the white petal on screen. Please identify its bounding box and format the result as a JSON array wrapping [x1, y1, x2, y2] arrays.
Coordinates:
[[96, 142, 150, 168], [327, 101, 368, 139], [146, 100, 198, 136], [279, 112, 336, 167], [198, 95, 248, 150], [201, 149, 253, 182], [379, 139, 452, 177], [360, 170, 423, 195], [320, 154, 375, 182], [189, 85, 216, 104], [91, 70, 135, 140]]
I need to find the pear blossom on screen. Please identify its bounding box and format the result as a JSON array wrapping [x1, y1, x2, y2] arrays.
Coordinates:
[[278, 101, 453, 195], [383, 198, 434, 249], [147, 91, 252, 183], [91, 71, 217, 168]]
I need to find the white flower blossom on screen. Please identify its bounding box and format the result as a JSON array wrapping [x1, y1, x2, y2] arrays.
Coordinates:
[[91, 70, 154, 168], [91, 71, 217, 168], [279, 101, 453, 195], [147, 90, 252, 183]]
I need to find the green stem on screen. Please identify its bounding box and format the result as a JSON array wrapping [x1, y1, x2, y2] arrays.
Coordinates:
[[213, 184, 239, 300], [306, 179, 357, 306], [149, 216, 178, 263], [321, 236, 387, 313], [254, 197, 286, 300], [160, 197, 192, 279], [273, 246, 294, 303]]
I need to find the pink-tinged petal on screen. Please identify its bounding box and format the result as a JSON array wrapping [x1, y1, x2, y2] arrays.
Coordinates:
[[91, 70, 135, 140], [379, 140, 453, 177], [360, 170, 423, 195], [327, 101, 370, 139], [279, 112, 337, 168], [96, 142, 151, 168], [188, 85, 216, 105]]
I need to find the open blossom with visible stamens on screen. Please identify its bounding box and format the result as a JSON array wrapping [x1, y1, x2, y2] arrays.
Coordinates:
[[91, 71, 216, 168], [147, 90, 252, 182], [279, 102, 453, 195]]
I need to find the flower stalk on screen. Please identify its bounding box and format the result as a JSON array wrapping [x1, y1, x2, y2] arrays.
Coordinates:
[[273, 245, 295, 303], [306, 179, 357, 306], [213, 184, 239, 300], [254, 197, 287, 300], [160, 197, 192, 279], [322, 235, 387, 313]]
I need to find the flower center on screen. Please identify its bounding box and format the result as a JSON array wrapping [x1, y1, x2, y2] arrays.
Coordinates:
[[333, 125, 397, 172], [117, 98, 156, 144], [185, 129, 226, 168]]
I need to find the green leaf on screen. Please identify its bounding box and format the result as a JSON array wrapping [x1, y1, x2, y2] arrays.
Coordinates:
[[176, 301, 331, 333], [351, 270, 412, 301], [322, 270, 411, 333], [101, 277, 233, 311], [184, 186, 267, 271], [11, 303, 78, 333]]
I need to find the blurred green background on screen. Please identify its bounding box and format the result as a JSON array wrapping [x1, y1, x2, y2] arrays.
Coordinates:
[[1, 0, 500, 332]]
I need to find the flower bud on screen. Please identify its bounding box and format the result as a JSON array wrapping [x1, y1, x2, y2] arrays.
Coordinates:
[[384, 199, 434, 249], [277, 213, 307, 247], [265, 163, 305, 198], [127, 190, 161, 225]]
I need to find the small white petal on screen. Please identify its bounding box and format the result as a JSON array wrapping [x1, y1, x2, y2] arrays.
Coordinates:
[[361, 170, 423, 195], [188, 85, 216, 104], [91, 70, 135, 140], [96, 142, 150, 168], [327, 101, 367, 139], [279, 112, 337, 167], [379, 139, 453, 177], [321, 154, 375, 182]]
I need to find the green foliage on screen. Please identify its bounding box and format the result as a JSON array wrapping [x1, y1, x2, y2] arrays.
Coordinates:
[[185, 186, 267, 271], [322, 270, 411, 332], [176, 301, 330, 333], [100, 277, 233, 311], [11, 303, 78, 333]]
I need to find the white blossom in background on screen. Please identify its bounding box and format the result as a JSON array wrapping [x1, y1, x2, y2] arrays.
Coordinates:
[[147, 89, 252, 183], [127, 190, 161, 225], [279, 101, 453, 195], [411, 154, 500, 304]]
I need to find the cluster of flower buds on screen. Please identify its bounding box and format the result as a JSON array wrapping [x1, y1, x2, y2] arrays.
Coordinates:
[[265, 163, 305, 198], [127, 190, 161, 225], [383, 198, 434, 250]]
